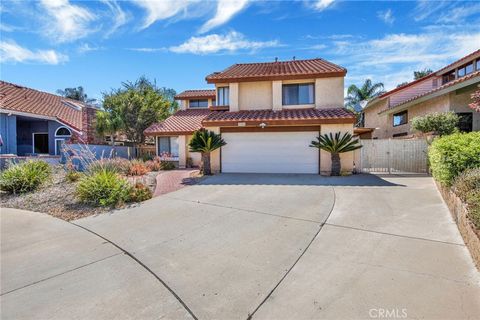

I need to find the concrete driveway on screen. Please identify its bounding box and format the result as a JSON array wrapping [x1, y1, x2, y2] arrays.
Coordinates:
[[1, 174, 479, 319]]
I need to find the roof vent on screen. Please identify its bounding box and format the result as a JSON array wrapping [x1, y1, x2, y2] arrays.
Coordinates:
[[275, 57, 278, 62], [292, 56, 296, 61]]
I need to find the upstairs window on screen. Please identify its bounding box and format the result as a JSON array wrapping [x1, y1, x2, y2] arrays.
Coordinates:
[[476, 59, 480, 71], [282, 83, 314, 105], [457, 62, 474, 78], [393, 110, 408, 127], [442, 71, 455, 84], [189, 99, 208, 108], [217, 87, 229, 106]]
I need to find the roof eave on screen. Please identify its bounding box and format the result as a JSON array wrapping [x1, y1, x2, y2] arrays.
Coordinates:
[[206, 71, 347, 84], [379, 76, 480, 115]]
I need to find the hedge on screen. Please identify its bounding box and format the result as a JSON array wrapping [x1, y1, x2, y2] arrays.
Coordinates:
[[428, 132, 480, 186]]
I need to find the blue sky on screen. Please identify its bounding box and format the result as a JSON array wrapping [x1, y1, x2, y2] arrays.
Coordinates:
[[1, 0, 479, 101]]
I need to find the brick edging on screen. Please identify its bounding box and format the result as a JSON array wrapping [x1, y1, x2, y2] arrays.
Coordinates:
[[436, 181, 480, 270]]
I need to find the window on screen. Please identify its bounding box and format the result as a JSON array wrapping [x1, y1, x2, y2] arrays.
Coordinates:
[[282, 83, 314, 105], [157, 136, 179, 157], [189, 99, 208, 108], [457, 62, 474, 78], [393, 110, 408, 127], [442, 71, 455, 84], [217, 87, 229, 106], [456, 112, 473, 132], [55, 126, 72, 137], [476, 59, 480, 71]]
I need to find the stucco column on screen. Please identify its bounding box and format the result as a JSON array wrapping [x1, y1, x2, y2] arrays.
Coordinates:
[[180, 100, 188, 110], [229, 83, 239, 111], [319, 124, 354, 175], [272, 80, 282, 110], [178, 135, 187, 168], [204, 126, 221, 173]]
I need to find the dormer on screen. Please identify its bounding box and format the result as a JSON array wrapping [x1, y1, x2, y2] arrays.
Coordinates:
[[174, 89, 216, 110], [436, 49, 480, 85]]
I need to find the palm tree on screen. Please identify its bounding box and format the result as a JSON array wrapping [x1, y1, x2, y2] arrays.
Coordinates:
[[95, 111, 123, 146], [189, 129, 226, 175], [310, 132, 362, 176], [345, 79, 385, 110], [57, 86, 96, 104]]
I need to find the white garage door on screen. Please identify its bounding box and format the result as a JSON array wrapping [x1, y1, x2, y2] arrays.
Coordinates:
[[221, 131, 319, 174]]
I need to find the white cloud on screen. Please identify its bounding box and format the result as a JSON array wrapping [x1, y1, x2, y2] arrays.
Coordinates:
[[127, 47, 167, 53], [133, 0, 195, 29], [101, 0, 129, 37], [377, 9, 394, 25], [0, 40, 68, 64], [312, 0, 334, 11], [169, 31, 280, 54], [413, 0, 480, 23], [77, 43, 103, 54], [40, 0, 96, 43], [329, 31, 480, 90], [199, 0, 249, 33]]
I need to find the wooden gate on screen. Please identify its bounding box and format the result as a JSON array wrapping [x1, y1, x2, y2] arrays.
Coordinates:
[[356, 139, 428, 174]]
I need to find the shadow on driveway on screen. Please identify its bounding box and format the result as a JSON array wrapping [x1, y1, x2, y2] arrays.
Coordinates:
[[199, 173, 406, 187]]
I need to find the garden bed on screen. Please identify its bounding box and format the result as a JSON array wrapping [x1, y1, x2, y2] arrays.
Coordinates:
[[0, 164, 159, 221]]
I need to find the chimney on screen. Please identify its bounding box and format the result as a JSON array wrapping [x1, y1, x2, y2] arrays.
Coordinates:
[[81, 106, 98, 144]]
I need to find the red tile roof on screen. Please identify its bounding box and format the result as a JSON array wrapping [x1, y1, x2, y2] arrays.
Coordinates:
[[0, 80, 91, 130], [381, 70, 480, 113], [174, 89, 216, 100], [377, 49, 480, 100], [436, 49, 480, 74], [144, 109, 211, 135], [202, 108, 355, 125], [206, 58, 346, 83]]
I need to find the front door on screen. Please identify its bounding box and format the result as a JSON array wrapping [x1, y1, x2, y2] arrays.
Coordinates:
[[33, 133, 49, 154]]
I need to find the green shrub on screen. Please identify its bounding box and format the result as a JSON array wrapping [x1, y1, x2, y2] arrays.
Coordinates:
[[87, 158, 130, 175], [129, 183, 153, 202], [452, 168, 480, 201], [428, 132, 480, 186], [411, 112, 459, 136], [140, 154, 154, 162], [466, 189, 480, 229], [0, 160, 52, 194], [65, 171, 82, 182], [160, 161, 176, 170], [77, 170, 132, 207]]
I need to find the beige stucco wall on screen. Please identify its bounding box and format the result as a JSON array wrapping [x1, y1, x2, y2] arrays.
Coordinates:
[[319, 123, 355, 175], [204, 126, 221, 173], [449, 86, 480, 131], [238, 81, 272, 110], [214, 76, 344, 111], [364, 83, 480, 139], [364, 99, 388, 139], [315, 77, 344, 108], [185, 135, 202, 167]]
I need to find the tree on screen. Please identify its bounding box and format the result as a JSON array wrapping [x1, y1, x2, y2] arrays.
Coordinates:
[[102, 76, 175, 146], [345, 79, 385, 110], [95, 110, 123, 145], [57, 86, 96, 104], [188, 129, 226, 175], [411, 112, 459, 136], [469, 89, 480, 112], [310, 132, 362, 176], [414, 68, 433, 80], [396, 82, 409, 88]]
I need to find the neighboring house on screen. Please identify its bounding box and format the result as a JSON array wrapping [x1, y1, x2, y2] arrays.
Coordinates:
[[145, 58, 356, 174], [364, 49, 480, 139], [0, 80, 99, 156]]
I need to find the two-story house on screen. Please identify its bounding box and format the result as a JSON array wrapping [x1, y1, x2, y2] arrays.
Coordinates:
[[363, 49, 480, 138], [145, 58, 356, 174]]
